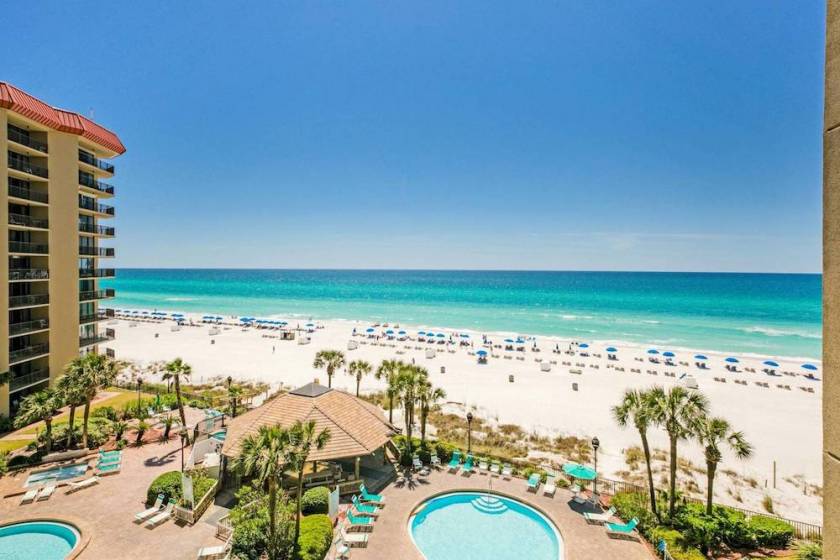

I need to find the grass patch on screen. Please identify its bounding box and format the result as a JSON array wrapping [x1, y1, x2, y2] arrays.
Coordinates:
[[0, 439, 32, 453]]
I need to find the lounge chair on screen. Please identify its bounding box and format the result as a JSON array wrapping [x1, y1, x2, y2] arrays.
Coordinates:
[[97, 462, 122, 476], [346, 511, 374, 532], [543, 475, 557, 497], [461, 454, 474, 476], [20, 488, 38, 504], [478, 459, 489, 474], [359, 484, 385, 506], [447, 451, 462, 472], [98, 453, 121, 466], [352, 495, 379, 517], [340, 527, 369, 547], [66, 476, 99, 493], [490, 462, 501, 476], [584, 506, 617, 524], [37, 483, 56, 501], [526, 473, 541, 492], [196, 537, 232, 560], [136, 494, 166, 522], [412, 455, 423, 470], [606, 518, 639, 539], [430, 453, 441, 468], [145, 500, 176, 528], [99, 449, 121, 458], [501, 463, 513, 479]]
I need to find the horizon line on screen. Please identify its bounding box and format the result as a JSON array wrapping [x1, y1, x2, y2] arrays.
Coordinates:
[[110, 266, 823, 275]]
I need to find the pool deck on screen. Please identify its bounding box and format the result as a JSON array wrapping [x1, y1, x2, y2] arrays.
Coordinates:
[[346, 468, 656, 560]]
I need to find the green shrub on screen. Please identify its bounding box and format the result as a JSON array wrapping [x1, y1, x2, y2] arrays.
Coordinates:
[[649, 528, 706, 560], [92, 406, 118, 421], [797, 541, 823, 559], [300, 486, 330, 515], [610, 491, 658, 537], [749, 515, 795, 548], [297, 514, 333, 560], [147, 470, 182, 505]]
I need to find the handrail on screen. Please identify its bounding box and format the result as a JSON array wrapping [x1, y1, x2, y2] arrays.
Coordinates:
[[9, 343, 50, 363], [9, 293, 50, 307], [8, 127, 48, 153], [78, 150, 114, 173], [9, 241, 49, 254], [9, 318, 49, 336], [9, 213, 49, 229], [10, 369, 50, 392], [8, 155, 48, 178], [9, 269, 49, 281]]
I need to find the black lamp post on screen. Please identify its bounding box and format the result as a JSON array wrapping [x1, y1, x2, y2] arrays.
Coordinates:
[[466, 412, 474, 454], [136, 377, 143, 413], [591, 436, 600, 494]]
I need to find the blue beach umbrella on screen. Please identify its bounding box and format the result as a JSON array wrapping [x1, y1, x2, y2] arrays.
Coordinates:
[[476, 349, 488, 356], [504, 338, 514, 344], [579, 343, 589, 349], [437, 333, 445, 338], [399, 330, 406, 335], [562, 462, 597, 481], [694, 355, 708, 361], [386, 329, 394, 335], [763, 360, 780, 368], [460, 333, 470, 338], [647, 349, 659, 355], [605, 347, 617, 353], [663, 351, 675, 358], [801, 364, 818, 371], [366, 328, 375, 333], [725, 357, 739, 363]]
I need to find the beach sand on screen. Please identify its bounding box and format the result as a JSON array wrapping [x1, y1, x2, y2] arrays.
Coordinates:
[[104, 314, 823, 524]]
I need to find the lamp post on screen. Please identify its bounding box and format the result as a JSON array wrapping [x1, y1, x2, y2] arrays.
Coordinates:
[[136, 377, 143, 413], [591, 436, 600, 494], [180, 429, 188, 472], [466, 412, 474, 454]]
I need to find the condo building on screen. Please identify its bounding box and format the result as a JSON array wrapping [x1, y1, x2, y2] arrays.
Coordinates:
[[0, 83, 125, 417]]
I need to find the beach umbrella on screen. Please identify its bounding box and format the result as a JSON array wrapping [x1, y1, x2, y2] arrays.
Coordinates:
[[460, 333, 470, 338], [386, 329, 394, 335], [398, 330, 406, 335], [725, 357, 739, 363], [801, 364, 818, 371], [663, 351, 675, 358], [436, 333, 445, 338], [418, 331, 426, 335], [647, 349, 659, 355], [605, 347, 617, 353], [562, 462, 597, 481], [366, 328, 375, 333], [579, 343, 589, 349], [694, 355, 707, 361], [476, 349, 488, 356], [504, 338, 514, 343], [763, 360, 780, 368], [306, 323, 315, 327]]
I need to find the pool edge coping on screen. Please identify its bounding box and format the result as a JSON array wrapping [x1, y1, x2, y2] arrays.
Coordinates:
[[0, 514, 92, 559]]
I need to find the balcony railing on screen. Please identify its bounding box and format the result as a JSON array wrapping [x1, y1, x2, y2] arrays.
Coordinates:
[[79, 329, 115, 347], [79, 246, 115, 257], [79, 268, 115, 279], [78, 197, 115, 215], [78, 173, 115, 195], [9, 369, 50, 392], [9, 294, 50, 308], [9, 269, 49, 281], [8, 156, 48, 178], [78, 223, 115, 236], [9, 318, 49, 336], [9, 343, 50, 364], [9, 213, 48, 229], [80, 310, 114, 324], [8, 127, 48, 153], [9, 241, 49, 254], [78, 150, 114, 174], [80, 288, 115, 302], [8, 183, 48, 204]]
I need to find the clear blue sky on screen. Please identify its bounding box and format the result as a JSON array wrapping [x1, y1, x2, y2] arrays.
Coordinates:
[[7, 2, 824, 272]]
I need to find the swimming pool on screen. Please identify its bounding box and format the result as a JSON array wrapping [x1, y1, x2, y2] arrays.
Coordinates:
[[211, 430, 226, 442], [409, 492, 563, 560], [0, 521, 80, 559], [25, 463, 88, 487]]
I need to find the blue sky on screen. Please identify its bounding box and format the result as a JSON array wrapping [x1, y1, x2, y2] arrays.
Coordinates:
[[7, 2, 824, 272]]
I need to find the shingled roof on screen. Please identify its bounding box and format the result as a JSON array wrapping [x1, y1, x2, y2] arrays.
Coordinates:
[[221, 383, 397, 461]]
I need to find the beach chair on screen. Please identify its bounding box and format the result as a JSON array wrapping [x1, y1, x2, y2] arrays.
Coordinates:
[[501, 463, 513, 479], [447, 451, 462, 472], [478, 459, 489, 475], [489, 462, 501, 476], [359, 484, 385, 506], [66, 476, 99, 493], [461, 455, 475, 476], [606, 518, 639, 539], [346, 511, 374, 532], [412, 454, 423, 471], [135, 494, 166, 522], [584, 506, 617, 524], [98, 453, 121, 466], [571, 484, 587, 504], [196, 536, 232, 560], [430, 453, 441, 468], [340, 527, 369, 548], [543, 475, 557, 497], [20, 488, 38, 504], [145, 500, 176, 528], [37, 483, 56, 501], [352, 495, 379, 517], [526, 473, 541, 492]]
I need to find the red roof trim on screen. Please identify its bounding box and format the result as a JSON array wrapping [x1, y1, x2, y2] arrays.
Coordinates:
[[0, 82, 125, 155]]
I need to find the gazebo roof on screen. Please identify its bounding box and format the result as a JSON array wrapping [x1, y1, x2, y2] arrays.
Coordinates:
[[221, 383, 397, 461]]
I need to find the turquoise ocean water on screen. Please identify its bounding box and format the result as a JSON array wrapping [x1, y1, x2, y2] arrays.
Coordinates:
[[103, 270, 822, 359]]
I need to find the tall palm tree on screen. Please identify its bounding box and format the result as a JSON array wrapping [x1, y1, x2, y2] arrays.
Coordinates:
[[285, 420, 331, 558], [417, 379, 446, 444], [162, 358, 192, 440], [233, 425, 292, 560], [613, 389, 660, 520], [312, 350, 345, 388], [80, 353, 122, 448], [57, 359, 88, 448], [227, 384, 244, 418], [695, 416, 752, 514], [397, 365, 427, 458], [375, 359, 404, 423], [649, 386, 709, 519], [347, 360, 372, 397], [15, 388, 61, 453]]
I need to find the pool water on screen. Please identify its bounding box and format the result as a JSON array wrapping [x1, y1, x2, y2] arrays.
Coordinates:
[[211, 430, 226, 442], [410, 492, 563, 560], [25, 463, 88, 487], [0, 521, 79, 559]]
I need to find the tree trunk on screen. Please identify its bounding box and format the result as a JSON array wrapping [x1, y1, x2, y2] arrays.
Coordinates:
[[420, 408, 427, 444], [175, 376, 188, 443], [669, 435, 678, 519], [356, 376, 361, 397], [405, 404, 413, 457], [640, 430, 659, 520], [66, 405, 76, 448], [294, 466, 304, 558], [327, 367, 333, 387], [44, 418, 52, 453], [388, 393, 394, 424], [706, 460, 716, 515], [268, 477, 277, 560], [81, 400, 91, 449]]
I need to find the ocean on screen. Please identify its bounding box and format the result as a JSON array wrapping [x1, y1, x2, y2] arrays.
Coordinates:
[[103, 269, 822, 359]]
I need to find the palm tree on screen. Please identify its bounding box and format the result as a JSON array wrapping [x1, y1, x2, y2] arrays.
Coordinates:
[[15, 388, 61, 452], [649, 386, 709, 519], [417, 379, 446, 444], [695, 417, 752, 514], [162, 358, 191, 440], [312, 350, 345, 388], [396, 365, 427, 458], [161, 414, 175, 441], [347, 360, 372, 397], [57, 359, 88, 448], [80, 353, 122, 448], [613, 389, 660, 520], [233, 425, 292, 560], [375, 359, 404, 423], [227, 385, 244, 418], [286, 420, 331, 558]]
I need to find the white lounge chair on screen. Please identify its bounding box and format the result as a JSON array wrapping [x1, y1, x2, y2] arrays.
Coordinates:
[[20, 488, 38, 504], [489, 462, 501, 476], [584, 506, 617, 524], [430, 453, 441, 468], [543, 475, 557, 497], [501, 463, 513, 479], [340, 527, 369, 548], [145, 500, 176, 528], [478, 460, 489, 475], [135, 494, 165, 522], [572, 484, 588, 504], [37, 483, 56, 501], [196, 537, 232, 559], [412, 455, 423, 470], [66, 476, 99, 493]]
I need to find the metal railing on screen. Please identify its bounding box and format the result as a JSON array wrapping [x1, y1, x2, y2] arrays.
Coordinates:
[[78, 223, 115, 236], [9, 241, 49, 254], [9, 318, 49, 336], [9, 293, 49, 308], [79, 288, 115, 301], [79, 268, 115, 278], [9, 269, 49, 281], [9, 213, 48, 229], [79, 329, 115, 347], [9, 343, 50, 364], [78, 150, 114, 173], [8, 155, 48, 178], [8, 183, 48, 203], [78, 172, 115, 195], [8, 127, 48, 153], [79, 246, 115, 257], [9, 369, 50, 392], [79, 310, 113, 324], [78, 197, 115, 215]]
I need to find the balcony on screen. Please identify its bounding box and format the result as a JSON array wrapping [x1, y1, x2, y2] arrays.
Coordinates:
[[8, 183, 48, 204], [8, 127, 48, 153], [9, 294, 50, 308], [9, 343, 50, 365], [10, 369, 50, 392], [9, 318, 49, 337], [9, 269, 49, 281], [79, 246, 115, 257], [79, 268, 115, 279], [78, 173, 115, 196], [80, 309, 114, 324], [80, 288, 115, 302], [9, 241, 49, 255], [79, 223, 115, 236], [79, 329, 115, 348], [9, 213, 48, 229], [8, 156, 48, 179], [78, 150, 114, 174], [78, 197, 115, 216]]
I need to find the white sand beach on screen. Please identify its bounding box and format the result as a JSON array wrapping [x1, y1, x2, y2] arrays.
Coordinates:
[[103, 313, 823, 524]]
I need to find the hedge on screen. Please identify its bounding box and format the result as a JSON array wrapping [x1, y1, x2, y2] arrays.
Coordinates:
[[301, 486, 329, 515], [297, 514, 332, 560], [748, 515, 795, 548], [147, 470, 182, 505], [649, 528, 706, 560]]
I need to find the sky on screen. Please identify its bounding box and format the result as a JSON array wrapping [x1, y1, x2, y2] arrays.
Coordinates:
[[5, 2, 826, 272]]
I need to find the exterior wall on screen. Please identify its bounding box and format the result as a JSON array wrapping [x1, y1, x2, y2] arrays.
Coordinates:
[[0, 109, 8, 415], [824, 0, 840, 556]]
